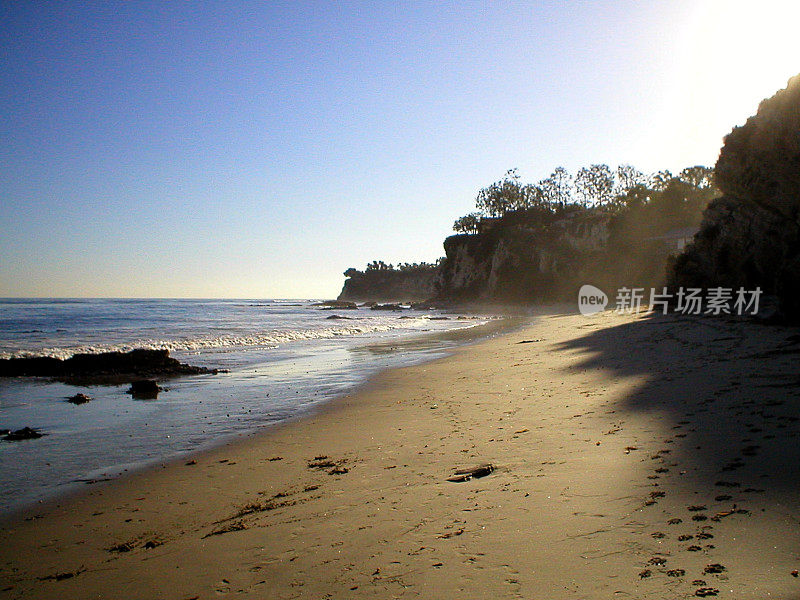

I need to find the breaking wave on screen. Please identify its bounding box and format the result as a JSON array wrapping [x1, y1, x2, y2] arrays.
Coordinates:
[[0, 322, 419, 360]]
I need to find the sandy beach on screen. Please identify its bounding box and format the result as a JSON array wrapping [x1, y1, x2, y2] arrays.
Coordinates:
[[2, 309, 800, 599]]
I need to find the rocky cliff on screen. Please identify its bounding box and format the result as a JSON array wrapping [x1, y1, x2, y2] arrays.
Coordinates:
[[434, 209, 673, 303], [434, 212, 603, 301], [670, 74, 800, 318]]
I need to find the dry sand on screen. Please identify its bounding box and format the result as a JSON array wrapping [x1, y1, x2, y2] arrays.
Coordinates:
[[2, 309, 800, 599]]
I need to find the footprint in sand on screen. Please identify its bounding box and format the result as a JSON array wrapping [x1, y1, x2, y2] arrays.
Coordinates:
[[651, 532, 666, 539], [695, 586, 720, 596], [215, 579, 232, 594], [704, 563, 726, 574], [741, 445, 760, 456]]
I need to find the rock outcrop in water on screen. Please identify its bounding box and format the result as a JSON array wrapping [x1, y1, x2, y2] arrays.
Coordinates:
[[0, 349, 218, 384], [127, 379, 162, 399], [669, 74, 800, 319], [2, 427, 44, 441], [66, 393, 93, 405]]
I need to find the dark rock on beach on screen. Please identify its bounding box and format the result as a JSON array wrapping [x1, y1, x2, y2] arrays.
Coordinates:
[[127, 380, 161, 399], [3, 427, 44, 441], [0, 349, 218, 385]]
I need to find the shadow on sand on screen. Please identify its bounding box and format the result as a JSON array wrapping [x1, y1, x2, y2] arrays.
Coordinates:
[[556, 312, 800, 491], [554, 311, 800, 594]]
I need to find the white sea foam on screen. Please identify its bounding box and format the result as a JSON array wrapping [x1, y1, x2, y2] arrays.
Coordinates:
[[0, 319, 444, 360]]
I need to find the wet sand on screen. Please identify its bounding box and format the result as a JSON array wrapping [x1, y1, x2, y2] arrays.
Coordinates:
[[2, 309, 800, 599]]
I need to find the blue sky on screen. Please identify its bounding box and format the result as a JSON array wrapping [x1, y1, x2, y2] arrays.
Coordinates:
[[1, 1, 798, 298]]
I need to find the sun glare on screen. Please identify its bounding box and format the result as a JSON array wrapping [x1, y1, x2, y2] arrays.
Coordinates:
[[669, 0, 800, 163]]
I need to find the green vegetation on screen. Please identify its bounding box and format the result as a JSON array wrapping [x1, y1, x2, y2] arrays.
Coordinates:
[[453, 163, 716, 238], [344, 260, 442, 277]]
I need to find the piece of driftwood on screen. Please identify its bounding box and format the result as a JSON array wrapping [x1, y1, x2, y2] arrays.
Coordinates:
[[447, 463, 494, 482]]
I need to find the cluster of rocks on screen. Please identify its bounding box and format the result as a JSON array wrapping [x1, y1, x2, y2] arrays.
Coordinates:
[[313, 300, 358, 310], [0, 349, 218, 384], [315, 299, 443, 312], [1, 349, 223, 441]]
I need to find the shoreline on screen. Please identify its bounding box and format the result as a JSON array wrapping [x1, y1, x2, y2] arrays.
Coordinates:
[[2, 309, 800, 598], [0, 314, 527, 520]]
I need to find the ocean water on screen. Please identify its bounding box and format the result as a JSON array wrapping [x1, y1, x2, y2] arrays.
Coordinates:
[[0, 298, 515, 515]]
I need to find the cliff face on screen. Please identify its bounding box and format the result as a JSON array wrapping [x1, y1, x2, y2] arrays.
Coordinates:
[[670, 74, 800, 317], [669, 197, 789, 290], [337, 268, 438, 302], [435, 212, 623, 302]]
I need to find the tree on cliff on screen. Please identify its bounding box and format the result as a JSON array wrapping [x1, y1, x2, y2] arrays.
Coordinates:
[[615, 164, 646, 196], [537, 166, 573, 207], [453, 212, 482, 234], [575, 164, 615, 207], [616, 183, 651, 210], [678, 165, 714, 190], [649, 170, 673, 191], [366, 261, 393, 271], [647, 178, 715, 227], [451, 161, 715, 239], [475, 168, 539, 216]]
